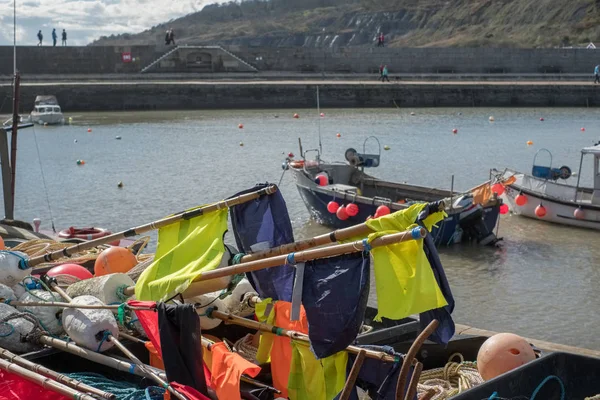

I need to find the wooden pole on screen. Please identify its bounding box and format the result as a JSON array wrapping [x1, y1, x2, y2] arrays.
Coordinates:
[[404, 361, 422, 400], [338, 350, 366, 400], [0, 128, 13, 219], [38, 335, 166, 380], [179, 227, 425, 298], [109, 335, 187, 400], [210, 309, 400, 363], [0, 346, 116, 399], [395, 320, 439, 400], [27, 185, 278, 267], [0, 355, 97, 400]]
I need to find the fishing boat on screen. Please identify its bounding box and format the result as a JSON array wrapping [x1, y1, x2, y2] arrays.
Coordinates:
[[288, 137, 502, 246], [29, 95, 64, 125], [494, 144, 600, 229]]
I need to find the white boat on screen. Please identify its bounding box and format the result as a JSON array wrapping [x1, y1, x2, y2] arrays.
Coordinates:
[[29, 95, 64, 125], [493, 145, 600, 229]]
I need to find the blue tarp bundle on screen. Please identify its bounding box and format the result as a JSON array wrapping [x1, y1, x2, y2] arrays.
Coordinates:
[[229, 183, 295, 302], [302, 252, 370, 359]]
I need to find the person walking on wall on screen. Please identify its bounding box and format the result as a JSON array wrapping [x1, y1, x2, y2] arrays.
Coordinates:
[[37, 30, 43, 46], [169, 28, 176, 45], [62, 29, 67, 46], [52, 29, 57, 46], [377, 34, 382, 47], [381, 65, 390, 82], [595, 65, 599, 84], [379, 64, 384, 79], [379, 32, 385, 47]]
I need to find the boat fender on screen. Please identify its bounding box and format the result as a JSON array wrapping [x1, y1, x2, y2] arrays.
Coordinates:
[[62, 295, 119, 352], [17, 290, 65, 336], [0, 251, 32, 287], [0, 303, 42, 353]]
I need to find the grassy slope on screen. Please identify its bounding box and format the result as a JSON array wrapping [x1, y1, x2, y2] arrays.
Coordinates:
[[92, 0, 600, 47]]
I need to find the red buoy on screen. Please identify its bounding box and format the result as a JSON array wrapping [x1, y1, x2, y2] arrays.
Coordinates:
[[320, 113, 325, 117], [293, 113, 300, 119], [238, 124, 244, 129], [574, 207, 585, 220], [499, 204, 509, 215], [346, 203, 359, 217], [288, 152, 294, 158], [539, 118, 544, 121], [336, 206, 349, 220], [375, 205, 391, 218], [535, 204, 547, 218], [336, 133, 341, 138], [315, 175, 328, 186], [492, 183, 505, 196], [452, 128, 458, 134], [327, 201, 340, 214], [515, 194, 527, 206], [47, 264, 93, 281]]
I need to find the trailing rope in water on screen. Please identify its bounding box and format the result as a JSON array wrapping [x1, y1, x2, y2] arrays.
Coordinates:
[[417, 354, 484, 400]]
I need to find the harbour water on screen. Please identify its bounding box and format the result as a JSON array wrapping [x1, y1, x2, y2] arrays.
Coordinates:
[[3, 107, 600, 350]]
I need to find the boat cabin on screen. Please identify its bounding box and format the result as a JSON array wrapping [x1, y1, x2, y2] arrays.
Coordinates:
[[580, 144, 600, 204], [33, 105, 61, 114]]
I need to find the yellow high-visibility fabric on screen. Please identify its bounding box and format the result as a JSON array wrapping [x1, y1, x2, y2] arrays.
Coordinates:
[[135, 207, 228, 301], [365, 203, 447, 321], [254, 298, 275, 364], [287, 340, 347, 400]]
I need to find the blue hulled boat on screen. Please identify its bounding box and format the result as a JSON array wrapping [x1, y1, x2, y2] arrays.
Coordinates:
[[288, 138, 501, 246]]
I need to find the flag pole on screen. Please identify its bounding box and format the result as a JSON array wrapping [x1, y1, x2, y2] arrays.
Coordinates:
[[27, 185, 278, 268]]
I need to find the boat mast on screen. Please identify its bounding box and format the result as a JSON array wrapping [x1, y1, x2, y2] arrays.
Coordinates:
[[317, 86, 322, 155], [7, 0, 19, 219]]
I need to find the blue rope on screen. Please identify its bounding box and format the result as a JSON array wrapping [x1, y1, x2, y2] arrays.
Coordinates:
[[0, 322, 14, 337], [67, 372, 165, 400], [530, 375, 565, 400], [96, 330, 112, 353]]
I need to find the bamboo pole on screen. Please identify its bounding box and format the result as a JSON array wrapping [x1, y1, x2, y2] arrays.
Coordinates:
[[0, 346, 116, 399], [0, 355, 97, 400], [108, 335, 187, 400], [180, 227, 426, 298], [339, 350, 366, 400], [38, 336, 166, 380], [209, 309, 400, 363], [27, 185, 277, 267]]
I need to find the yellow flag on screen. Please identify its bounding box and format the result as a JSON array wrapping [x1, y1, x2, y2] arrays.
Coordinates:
[[287, 341, 347, 400], [135, 206, 228, 301], [365, 203, 448, 321]]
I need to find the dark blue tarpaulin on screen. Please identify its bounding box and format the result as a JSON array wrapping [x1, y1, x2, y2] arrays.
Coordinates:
[[229, 183, 295, 302], [302, 252, 370, 359], [418, 206, 456, 345]]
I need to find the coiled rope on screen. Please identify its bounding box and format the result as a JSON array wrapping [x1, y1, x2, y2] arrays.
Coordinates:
[[417, 353, 484, 400], [67, 372, 165, 400]]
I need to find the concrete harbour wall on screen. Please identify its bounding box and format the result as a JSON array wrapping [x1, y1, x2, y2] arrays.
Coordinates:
[[1, 82, 598, 111]]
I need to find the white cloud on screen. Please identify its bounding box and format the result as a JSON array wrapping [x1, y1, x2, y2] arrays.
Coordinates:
[[0, 0, 226, 45]]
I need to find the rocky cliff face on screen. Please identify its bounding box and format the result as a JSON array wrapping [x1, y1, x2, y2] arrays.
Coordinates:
[[92, 0, 600, 48]]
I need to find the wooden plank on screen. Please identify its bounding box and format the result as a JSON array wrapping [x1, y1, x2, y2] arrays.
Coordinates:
[[455, 323, 600, 358]]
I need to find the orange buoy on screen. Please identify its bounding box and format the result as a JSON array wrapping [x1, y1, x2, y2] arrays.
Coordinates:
[[87, 128, 92, 133], [477, 333, 536, 381], [293, 113, 300, 119], [238, 124, 244, 129], [94, 247, 138, 276], [0, 236, 4, 250], [336, 133, 341, 138], [526, 141, 533, 146]]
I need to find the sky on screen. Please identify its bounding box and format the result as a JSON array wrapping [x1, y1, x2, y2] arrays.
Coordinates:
[[0, 0, 224, 46]]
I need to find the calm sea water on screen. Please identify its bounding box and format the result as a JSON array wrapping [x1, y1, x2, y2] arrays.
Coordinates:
[[3, 107, 600, 350]]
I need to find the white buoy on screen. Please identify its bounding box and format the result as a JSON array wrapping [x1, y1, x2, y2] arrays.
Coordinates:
[[0, 284, 16, 302], [222, 278, 257, 317], [189, 291, 225, 331], [66, 273, 134, 305], [62, 295, 119, 352], [17, 290, 64, 335], [0, 251, 32, 287], [489, 116, 495, 122], [0, 303, 41, 353]]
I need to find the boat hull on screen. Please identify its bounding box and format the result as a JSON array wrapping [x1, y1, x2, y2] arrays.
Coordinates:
[[29, 112, 64, 125], [503, 184, 600, 230], [296, 182, 500, 246]]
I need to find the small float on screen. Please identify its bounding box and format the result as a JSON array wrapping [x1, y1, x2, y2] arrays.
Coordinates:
[[58, 227, 112, 241], [494, 144, 600, 230]]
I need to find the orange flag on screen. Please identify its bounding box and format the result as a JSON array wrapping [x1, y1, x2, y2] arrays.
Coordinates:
[[210, 342, 261, 400]]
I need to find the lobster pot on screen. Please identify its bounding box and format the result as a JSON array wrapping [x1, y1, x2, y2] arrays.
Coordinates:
[[17, 290, 64, 335], [0, 284, 16, 303], [0, 251, 31, 287], [0, 303, 41, 353], [222, 278, 258, 317], [66, 273, 135, 305], [189, 291, 225, 331], [62, 296, 119, 352]]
